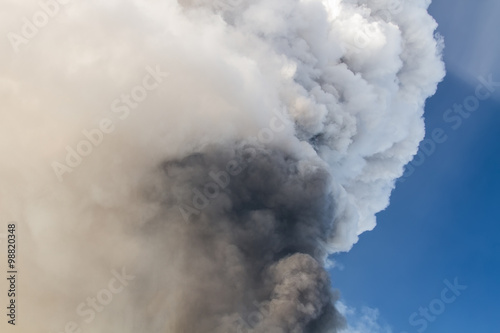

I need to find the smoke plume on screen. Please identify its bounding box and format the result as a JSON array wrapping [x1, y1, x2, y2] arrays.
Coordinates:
[[0, 0, 444, 332]]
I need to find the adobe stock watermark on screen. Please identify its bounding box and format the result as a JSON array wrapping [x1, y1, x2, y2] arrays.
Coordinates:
[[53, 267, 135, 333], [7, 0, 72, 53], [398, 74, 499, 182], [0, 221, 13, 251], [177, 109, 289, 222], [400, 277, 467, 333], [51, 65, 169, 182]]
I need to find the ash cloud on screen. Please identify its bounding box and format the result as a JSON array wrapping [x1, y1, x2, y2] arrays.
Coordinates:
[[0, 0, 443, 332], [136, 143, 343, 332]]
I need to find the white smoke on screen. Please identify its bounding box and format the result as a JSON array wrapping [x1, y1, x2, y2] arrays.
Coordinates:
[[337, 302, 392, 333], [0, 0, 444, 332]]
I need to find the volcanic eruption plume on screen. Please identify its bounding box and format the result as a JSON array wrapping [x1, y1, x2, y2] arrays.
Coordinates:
[[0, 0, 444, 332]]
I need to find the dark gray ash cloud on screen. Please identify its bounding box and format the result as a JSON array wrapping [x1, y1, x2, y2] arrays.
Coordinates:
[[134, 144, 343, 331]]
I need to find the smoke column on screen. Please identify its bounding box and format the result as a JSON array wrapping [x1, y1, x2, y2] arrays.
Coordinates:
[[0, 0, 444, 332]]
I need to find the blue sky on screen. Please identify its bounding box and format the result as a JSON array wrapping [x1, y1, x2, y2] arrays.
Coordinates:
[[332, 1, 500, 332]]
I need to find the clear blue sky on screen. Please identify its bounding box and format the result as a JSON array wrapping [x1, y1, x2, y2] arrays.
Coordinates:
[[331, 1, 500, 332]]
